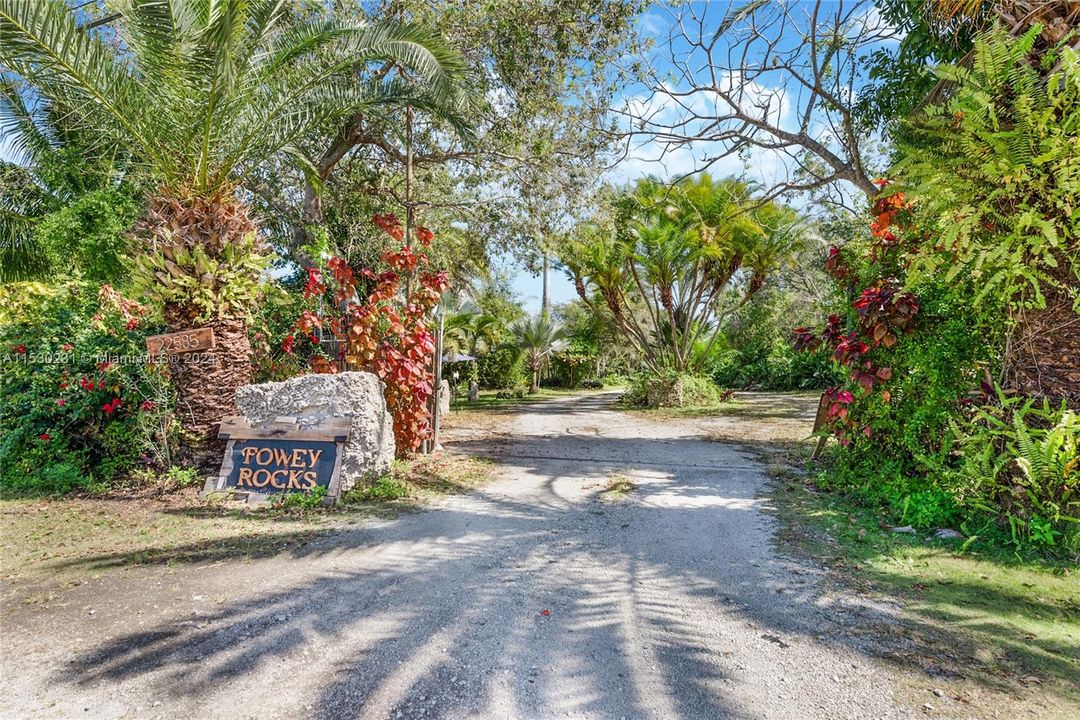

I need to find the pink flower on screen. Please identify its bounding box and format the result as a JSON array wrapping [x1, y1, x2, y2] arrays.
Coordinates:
[[56, 399, 66, 407], [62, 343, 73, 351], [102, 397, 122, 416], [140, 400, 155, 412], [38, 433, 50, 441]]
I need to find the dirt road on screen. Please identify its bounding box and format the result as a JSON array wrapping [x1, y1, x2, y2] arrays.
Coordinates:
[[1, 392, 914, 719]]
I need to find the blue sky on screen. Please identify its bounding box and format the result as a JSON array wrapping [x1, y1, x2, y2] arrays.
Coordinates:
[[3, 1, 896, 314], [509, 0, 899, 314]]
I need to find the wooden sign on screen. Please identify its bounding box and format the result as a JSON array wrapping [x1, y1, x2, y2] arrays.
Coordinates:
[[202, 416, 351, 504], [145, 327, 215, 356]]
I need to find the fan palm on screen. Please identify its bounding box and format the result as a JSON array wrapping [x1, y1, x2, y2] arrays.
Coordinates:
[[512, 315, 567, 394], [439, 293, 497, 358], [0, 0, 468, 457]]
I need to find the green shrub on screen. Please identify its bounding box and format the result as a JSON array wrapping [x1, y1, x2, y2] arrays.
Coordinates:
[[947, 393, 1078, 552], [272, 485, 329, 511], [708, 290, 843, 391], [710, 340, 840, 391], [34, 187, 140, 284], [0, 282, 172, 495], [476, 347, 525, 389], [550, 346, 601, 388], [343, 475, 409, 502], [250, 281, 309, 382], [623, 372, 726, 408]]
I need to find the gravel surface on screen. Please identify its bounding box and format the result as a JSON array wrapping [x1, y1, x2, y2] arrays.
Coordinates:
[[1, 391, 914, 719]]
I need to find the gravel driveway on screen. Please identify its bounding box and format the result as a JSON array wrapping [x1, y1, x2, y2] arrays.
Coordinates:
[[1, 391, 913, 719]]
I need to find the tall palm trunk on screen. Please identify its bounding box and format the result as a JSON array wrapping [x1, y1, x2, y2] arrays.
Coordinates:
[[164, 309, 252, 466], [143, 195, 260, 467], [922, 1, 1080, 405], [991, 2, 1080, 405]]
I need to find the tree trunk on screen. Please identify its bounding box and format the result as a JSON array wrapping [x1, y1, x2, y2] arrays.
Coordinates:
[[164, 308, 252, 469], [530, 369, 540, 394], [541, 255, 552, 320]]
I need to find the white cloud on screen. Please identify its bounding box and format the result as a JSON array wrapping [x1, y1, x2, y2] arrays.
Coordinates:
[[608, 74, 794, 188], [637, 12, 666, 38]]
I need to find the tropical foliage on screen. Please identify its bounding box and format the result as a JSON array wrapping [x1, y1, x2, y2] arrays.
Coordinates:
[[511, 316, 568, 394], [0, 78, 136, 281], [286, 213, 448, 454], [561, 176, 803, 375], [796, 27, 1080, 554], [0, 0, 467, 459], [0, 282, 173, 494]]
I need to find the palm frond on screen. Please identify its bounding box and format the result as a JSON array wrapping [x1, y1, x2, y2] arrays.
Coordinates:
[[0, 162, 54, 281], [0, 0, 153, 162], [0, 78, 55, 166]]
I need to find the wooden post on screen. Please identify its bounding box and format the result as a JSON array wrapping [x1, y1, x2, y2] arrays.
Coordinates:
[[404, 105, 414, 299], [811, 391, 830, 461]]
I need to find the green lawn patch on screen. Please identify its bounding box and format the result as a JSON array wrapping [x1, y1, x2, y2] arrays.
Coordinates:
[[762, 447, 1080, 718], [1, 453, 495, 601], [449, 387, 594, 412]]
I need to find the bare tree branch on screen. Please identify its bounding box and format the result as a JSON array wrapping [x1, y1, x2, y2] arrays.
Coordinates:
[[613, 0, 897, 204]]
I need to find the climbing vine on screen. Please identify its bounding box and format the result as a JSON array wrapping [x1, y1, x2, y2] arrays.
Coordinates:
[[287, 214, 448, 455]]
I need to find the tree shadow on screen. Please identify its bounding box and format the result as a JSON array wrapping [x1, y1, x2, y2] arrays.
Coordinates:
[[37, 393, 1079, 716]]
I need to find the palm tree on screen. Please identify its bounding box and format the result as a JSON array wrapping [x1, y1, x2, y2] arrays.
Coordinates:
[[0, 77, 139, 282], [0, 0, 467, 459], [439, 293, 497, 358], [562, 175, 800, 373], [930, 1, 1079, 45], [0, 79, 123, 281], [512, 315, 567, 394]]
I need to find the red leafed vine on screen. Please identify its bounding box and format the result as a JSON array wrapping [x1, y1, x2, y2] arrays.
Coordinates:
[[794, 180, 920, 445], [286, 214, 447, 455]]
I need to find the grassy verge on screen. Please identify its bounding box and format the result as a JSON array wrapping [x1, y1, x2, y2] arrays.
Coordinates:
[[0, 453, 495, 600], [756, 442, 1080, 718], [449, 387, 597, 412], [622, 390, 818, 419]]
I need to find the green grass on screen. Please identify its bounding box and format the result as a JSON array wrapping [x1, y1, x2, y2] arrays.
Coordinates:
[[0, 453, 496, 598], [765, 454, 1080, 717], [623, 390, 818, 419], [449, 387, 596, 412], [600, 473, 637, 500]]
